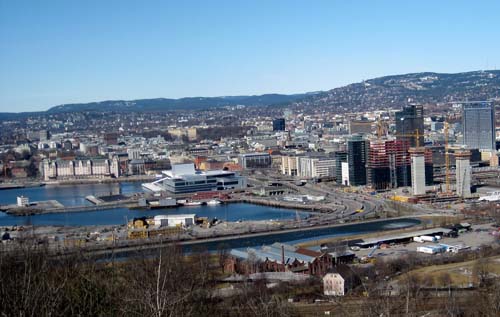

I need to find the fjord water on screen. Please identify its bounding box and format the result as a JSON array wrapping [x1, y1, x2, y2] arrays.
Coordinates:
[[0, 182, 144, 207], [0, 182, 306, 226]]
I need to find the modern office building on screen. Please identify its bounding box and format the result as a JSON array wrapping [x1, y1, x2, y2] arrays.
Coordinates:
[[346, 135, 368, 186], [395, 105, 424, 147], [367, 139, 433, 190], [281, 154, 299, 176], [367, 139, 411, 190], [461, 101, 495, 150], [238, 153, 272, 169], [272, 118, 286, 131], [143, 163, 246, 194], [296, 155, 336, 179]]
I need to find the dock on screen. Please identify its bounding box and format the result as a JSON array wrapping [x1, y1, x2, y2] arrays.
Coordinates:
[[86, 195, 104, 205]]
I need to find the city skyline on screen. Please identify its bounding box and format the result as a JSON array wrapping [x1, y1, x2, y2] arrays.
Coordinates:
[[1, 0, 500, 112]]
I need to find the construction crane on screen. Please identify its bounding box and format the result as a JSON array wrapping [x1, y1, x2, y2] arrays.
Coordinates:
[[376, 118, 389, 139], [394, 129, 422, 147]]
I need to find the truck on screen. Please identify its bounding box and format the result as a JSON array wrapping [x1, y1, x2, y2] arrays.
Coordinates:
[[420, 235, 437, 242], [413, 236, 425, 243]]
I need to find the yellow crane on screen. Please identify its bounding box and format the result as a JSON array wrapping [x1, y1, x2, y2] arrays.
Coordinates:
[[394, 129, 422, 147], [376, 118, 388, 139]]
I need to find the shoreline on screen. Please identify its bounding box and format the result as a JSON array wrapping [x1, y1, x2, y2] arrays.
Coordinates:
[[68, 216, 425, 258], [43, 175, 155, 186], [3, 196, 332, 217], [0, 175, 155, 189], [226, 197, 336, 213]]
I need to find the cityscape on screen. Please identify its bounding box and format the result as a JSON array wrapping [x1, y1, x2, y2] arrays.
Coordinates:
[[1, 1, 500, 316]]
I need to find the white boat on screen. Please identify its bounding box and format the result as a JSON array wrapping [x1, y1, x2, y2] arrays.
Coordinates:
[[206, 199, 221, 205], [182, 201, 202, 206], [478, 191, 500, 202]]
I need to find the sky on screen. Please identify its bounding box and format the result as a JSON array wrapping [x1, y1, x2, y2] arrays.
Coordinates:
[[1, 1, 499, 112]]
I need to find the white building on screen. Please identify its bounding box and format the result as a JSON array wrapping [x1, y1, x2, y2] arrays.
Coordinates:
[[17, 196, 29, 207], [281, 155, 298, 176], [42, 157, 120, 180], [153, 214, 195, 227], [409, 148, 426, 196], [144, 163, 246, 194], [127, 148, 141, 160], [455, 150, 471, 198], [323, 273, 345, 296], [295, 156, 336, 179], [341, 162, 350, 186]]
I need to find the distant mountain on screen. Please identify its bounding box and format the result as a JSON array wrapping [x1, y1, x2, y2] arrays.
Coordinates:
[[46, 93, 310, 113], [288, 70, 500, 112], [2, 70, 500, 119]]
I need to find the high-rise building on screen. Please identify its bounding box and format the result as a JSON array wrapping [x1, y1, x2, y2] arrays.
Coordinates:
[[409, 148, 426, 196], [346, 135, 368, 186], [272, 118, 286, 131], [367, 139, 410, 190], [395, 105, 424, 147], [335, 151, 348, 185], [462, 101, 495, 150], [367, 139, 433, 190], [455, 150, 471, 198]]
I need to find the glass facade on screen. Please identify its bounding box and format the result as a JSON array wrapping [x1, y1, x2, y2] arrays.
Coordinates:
[[462, 101, 495, 150], [395, 105, 425, 147]]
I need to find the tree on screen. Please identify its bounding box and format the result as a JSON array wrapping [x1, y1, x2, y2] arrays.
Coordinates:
[[473, 258, 491, 287]]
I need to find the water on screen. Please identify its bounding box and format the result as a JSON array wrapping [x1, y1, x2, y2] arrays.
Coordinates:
[[0, 182, 309, 226], [0, 182, 143, 207], [285, 219, 421, 247], [160, 218, 421, 254], [0, 203, 307, 226]]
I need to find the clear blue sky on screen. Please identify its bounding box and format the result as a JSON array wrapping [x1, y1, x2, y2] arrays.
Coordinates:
[[1, 0, 499, 112]]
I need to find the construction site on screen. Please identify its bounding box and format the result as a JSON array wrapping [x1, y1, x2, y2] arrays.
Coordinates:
[[365, 119, 500, 206]]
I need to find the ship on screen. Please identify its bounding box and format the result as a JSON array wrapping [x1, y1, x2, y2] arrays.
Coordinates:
[[182, 201, 202, 207], [206, 199, 221, 205]]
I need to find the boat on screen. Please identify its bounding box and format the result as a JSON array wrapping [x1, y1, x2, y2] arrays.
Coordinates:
[[206, 199, 221, 205], [182, 201, 202, 207]]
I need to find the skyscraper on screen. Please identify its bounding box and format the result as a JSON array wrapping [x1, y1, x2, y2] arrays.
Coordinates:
[[272, 118, 286, 131], [395, 105, 424, 147], [462, 101, 495, 150], [346, 135, 368, 186]]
